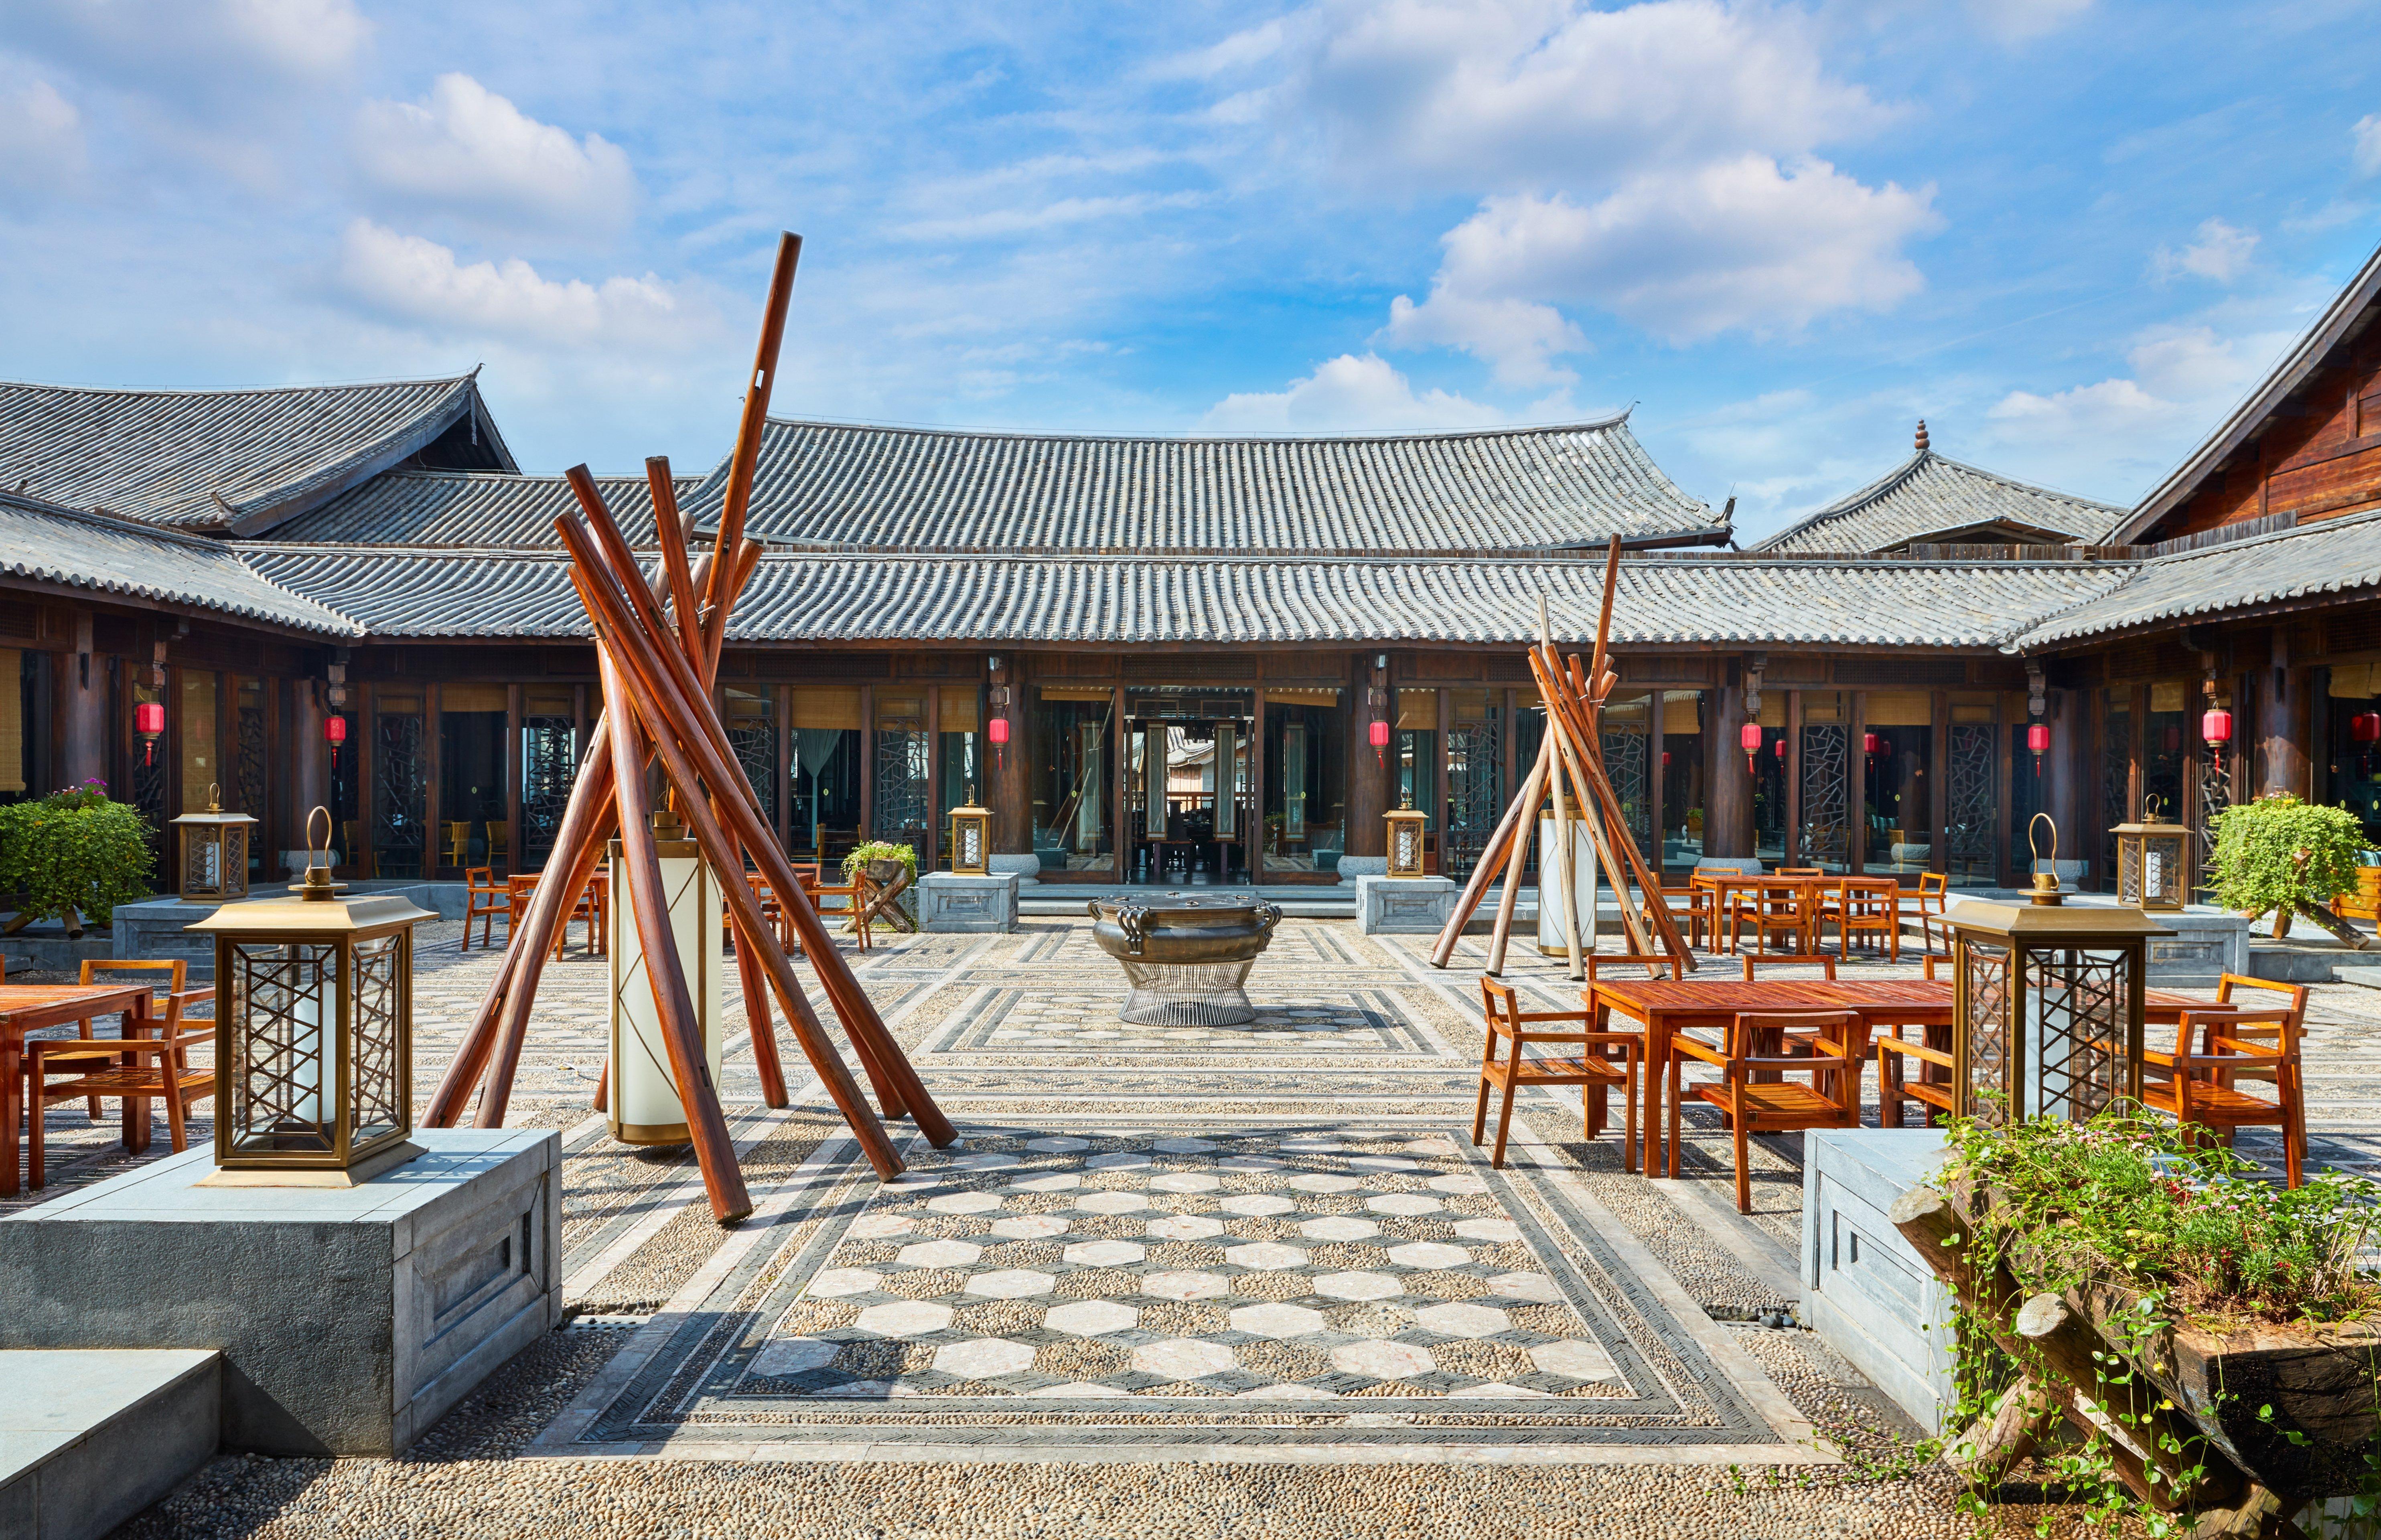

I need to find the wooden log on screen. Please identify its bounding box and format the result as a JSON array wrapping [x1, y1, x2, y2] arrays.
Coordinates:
[[1484, 737, 1552, 976], [1540, 661, 1691, 965], [598, 653, 753, 1222], [1944, 1373, 2063, 1486], [704, 231, 799, 621], [1428, 733, 1546, 968], [1531, 649, 1658, 962]]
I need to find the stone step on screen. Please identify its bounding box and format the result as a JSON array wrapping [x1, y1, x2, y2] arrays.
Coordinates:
[[0, 1349, 220, 1540]]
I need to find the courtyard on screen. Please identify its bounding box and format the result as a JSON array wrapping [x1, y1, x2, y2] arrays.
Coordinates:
[[10, 914, 2377, 1538]]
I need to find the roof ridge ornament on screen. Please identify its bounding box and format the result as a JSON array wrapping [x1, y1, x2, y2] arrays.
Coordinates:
[[1915, 419, 1930, 454]]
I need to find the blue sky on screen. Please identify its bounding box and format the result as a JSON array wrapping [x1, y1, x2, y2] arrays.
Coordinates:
[[2, 0, 2378, 543]]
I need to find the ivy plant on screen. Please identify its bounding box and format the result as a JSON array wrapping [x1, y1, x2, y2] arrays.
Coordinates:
[[0, 780, 155, 930], [2206, 793, 2371, 941]]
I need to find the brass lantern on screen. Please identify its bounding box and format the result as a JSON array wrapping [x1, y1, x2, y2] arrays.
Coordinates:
[[950, 786, 992, 876], [2112, 797, 2190, 912], [170, 782, 258, 904], [1947, 871, 2167, 1127], [1385, 795, 1429, 879], [191, 808, 430, 1185]]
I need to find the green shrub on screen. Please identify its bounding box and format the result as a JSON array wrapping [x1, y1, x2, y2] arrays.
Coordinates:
[[840, 840, 919, 930], [2206, 793, 2367, 925], [0, 781, 155, 925]]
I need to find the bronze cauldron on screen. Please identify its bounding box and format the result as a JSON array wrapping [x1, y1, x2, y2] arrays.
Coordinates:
[[1086, 893, 1282, 1026]]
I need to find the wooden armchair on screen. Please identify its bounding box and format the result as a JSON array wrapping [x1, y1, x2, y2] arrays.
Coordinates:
[[485, 821, 511, 875], [26, 961, 189, 1123], [2141, 1007, 2306, 1186], [444, 820, 473, 869], [1669, 1010, 1868, 1210], [1740, 953, 1837, 981], [1817, 877, 1901, 961], [1728, 881, 1815, 956], [1913, 873, 1950, 954], [1653, 883, 1710, 949], [1877, 1032, 1957, 1128], [508, 871, 603, 958], [463, 866, 508, 951], [27, 978, 215, 1185], [1473, 977, 1639, 1170], [1584, 951, 1687, 983]]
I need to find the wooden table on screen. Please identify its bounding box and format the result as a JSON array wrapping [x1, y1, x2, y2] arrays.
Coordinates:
[[1688, 873, 1831, 953], [1586, 977, 1955, 1177], [0, 982, 154, 1197]]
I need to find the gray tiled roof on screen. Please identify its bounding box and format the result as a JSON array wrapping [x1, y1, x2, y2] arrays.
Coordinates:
[[0, 374, 512, 534], [241, 547, 2128, 648], [679, 415, 1725, 555], [265, 470, 697, 547], [2011, 507, 2381, 649], [1754, 450, 2125, 555], [0, 492, 360, 635]]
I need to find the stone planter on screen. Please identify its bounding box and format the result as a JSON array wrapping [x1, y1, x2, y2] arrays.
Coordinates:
[[1086, 893, 1282, 1025]]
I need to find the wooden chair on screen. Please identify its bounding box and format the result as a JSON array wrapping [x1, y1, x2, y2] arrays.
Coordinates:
[[1653, 883, 1711, 950], [1913, 873, 1950, 954], [25, 961, 189, 1123], [1669, 1010, 1869, 1210], [1775, 868, 1824, 878], [444, 820, 473, 869], [509, 871, 603, 958], [1740, 953, 1837, 981], [1472, 978, 1639, 1170], [1728, 880, 1815, 956], [1877, 1032, 1957, 1127], [485, 821, 510, 875], [26, 979, 215, 1186], [463, 866, 508, 951], [1817, 877, 1901, 961], [804, 867, 864, 952], [2141, 1007, 2306, 1186], [1583, 950, 1686, 983]]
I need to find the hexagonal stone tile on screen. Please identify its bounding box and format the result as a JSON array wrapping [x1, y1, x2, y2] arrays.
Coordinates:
[[1414, 1302, 1510, 1338], [1314, 1271, 1401, 1301], [952, 1153, 1022, 1170], [1237, 1382, 1336, 1400], [1386, 1240, 1470, 1270], [855, 1299, 953, 1335], [1077, 1191, 1150, 1215], [1044, 1299, 1140, 1336], [1146, 1214, 1228, 1241], [1132, 1337, 1236, 1379], [1401, 1138, 1460, 1155], [1468, 1382, 1556, 1398], [1218, 1156, 1286, 1171], [1289, 1173, 1361, 1194], [1229, 1302, 1326, 1339], [933, 1338, 1036, 1378], [961, 1269, 1056, 1300], [990, 1214, 1071, 1240], [1062, 1239, 1146, 1267], [1008, 1173, 1081, 1193], [1219, 1195, 1295, 1218], [926, 1191, 1003, 1215], [1298, 1215, 1379, 1242], [751, 1337, 839, 1377], [1023, 1382, 1130, 1398], [1488, 1271, 1564, 1303], [1025, 1136, 1091, 1152], [1150, 1172, 1221, 1194], [1330, 1339, 1435, 1379], [814, 1378, 901, 1398], [1427, 1173, 1491, 1195], [1278, 1138, 1345, 1153], [1348, 1155, 1418, 1172], [896, 1238, 984, 1269], [1365, 1193, 1442, 1217], [1223, 1241, 1309, 1271], [1150, 1137, 1219, 1154], [807, 1268, 883, 1298], [1140, 1270, 1229, 1301], [1085, 1152, 1152, 1170], [1453, 1218, 1521, 1243], [847, 1213, 916, 1240], [1531, 1339, 1620, 1381]]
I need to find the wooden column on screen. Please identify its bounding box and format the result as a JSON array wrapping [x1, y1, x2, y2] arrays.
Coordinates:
[[357, 679, 377, 878], [857, 683, 874, 839], [1846, 690, 1867, 873], [1110, 683, 1128, 878], [992, 661, 1028, 855], [1929, 689, 1951, 878], [51, 611, 107, 794], [1432, 686, 1449, 876], [422, 682, 444, 878], [1785, 690, 1803, 861], [288, 678, 327, 875], [774, 683, 793, 853], [1345, 654, 1387, 858], [504, 684, 523, 877], [1251, 684, 1268, 880], [923, 683, 941, 872], [2042, 688, 2083, 873], [2255, 642, 2313, 798], [1708, 682, 1752, 859]]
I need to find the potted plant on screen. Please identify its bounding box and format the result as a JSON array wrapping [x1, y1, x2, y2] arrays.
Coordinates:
[[2206, 793, 2373, 944], [0, 780, 154, 938], [840, 840, 918, 932]]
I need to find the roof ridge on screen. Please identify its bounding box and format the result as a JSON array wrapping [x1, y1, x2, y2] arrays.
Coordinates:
[[0, 372, 482, 399], [1927, 452, 2126, 513], [750, 411, 1637, 446]]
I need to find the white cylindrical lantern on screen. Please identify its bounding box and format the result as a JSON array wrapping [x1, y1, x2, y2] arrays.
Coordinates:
[[1537, 814, 1601, 955], [609, 811, 723, 1146]]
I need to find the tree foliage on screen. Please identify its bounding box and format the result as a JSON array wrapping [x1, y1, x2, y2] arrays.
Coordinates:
[[0, 780, 155, 925], [2205, 793, 2366, 920]]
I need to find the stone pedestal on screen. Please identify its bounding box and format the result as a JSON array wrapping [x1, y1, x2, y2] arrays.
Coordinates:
[[1355, 873, 1458, 934], [1801, 1129, 1951, 1434], [920, 871, 1020, 932], [0, 1129, 560, 1457], [110, 881, 466, 978]]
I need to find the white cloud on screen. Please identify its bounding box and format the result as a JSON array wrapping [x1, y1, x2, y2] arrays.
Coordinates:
[[1967, 0, 2092, 43], [2153, 217, 2258, 283], [0, 78, 85, 188], [1387, 157, 1938, 373], [336, 219, 689, 349], [1200, 353, 1506, 433], [9, 0, 368, 90], [895, 191, 1210, 242], [355, 74, 636, 239], [1986, 322, 2294, 485], [2355, 113, 2381, 178]]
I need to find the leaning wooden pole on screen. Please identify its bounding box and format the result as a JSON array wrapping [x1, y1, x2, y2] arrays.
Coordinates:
[[704, 232, 799, 622], [1484, 736, 1552, 975]]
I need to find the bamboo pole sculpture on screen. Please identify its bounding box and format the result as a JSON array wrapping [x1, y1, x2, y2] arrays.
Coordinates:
[[422, 232, 956, 1221], [1428, 537, 1692, 979]]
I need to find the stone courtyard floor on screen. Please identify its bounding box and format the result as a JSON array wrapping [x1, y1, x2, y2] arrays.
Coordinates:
[[11, 914, 2378, 1538]]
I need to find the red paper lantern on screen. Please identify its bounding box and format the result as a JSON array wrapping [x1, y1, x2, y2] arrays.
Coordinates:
[[1739, 721, 1762, 776], [134, 700, 165, 765], [2027, 720, 2050, 774], [1661, 751, 1672, 770], [324, 713, 347, 771], [1773, 738, 1785, 759], [2162, 725, 2182, 754], [987, 715, 1009, 746], [2202, 708, 2232, 745], [1369, 716, 1390, 769], [1863, 732, 1881, 757], [2355, 712, 2381, 746]]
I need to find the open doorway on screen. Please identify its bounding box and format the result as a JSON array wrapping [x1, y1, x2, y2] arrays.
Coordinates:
[[1125, 687, 1252, 885]]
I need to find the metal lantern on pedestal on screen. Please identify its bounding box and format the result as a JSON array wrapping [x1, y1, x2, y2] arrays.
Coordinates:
[[609, 808, 722, 1147], [190, 808, 430, 1184], [2111, 797, 2190, 912], [1946, 816, 2167, 1127], [135, 699, 165, 765], [1385, 796, 1428, 879], [949, 786, 992, 875], [170, 782, 258, 904]]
